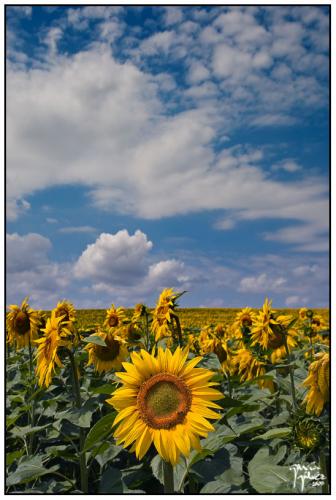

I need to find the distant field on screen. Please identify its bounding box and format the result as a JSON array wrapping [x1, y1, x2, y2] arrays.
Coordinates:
[[74, 308, 330, 330]]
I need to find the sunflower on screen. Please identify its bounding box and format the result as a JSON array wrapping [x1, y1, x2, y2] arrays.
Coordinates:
[[303, 352, 329, 416], [233, 307, 257, 332], [293, 417, 324, 451], [54, 300, 76, 324], [250, 298, 283, 350], [86, 330, 128, 373], [132, 304, 147, 322], [7, 298, 39, 349], [35, 311, 70, 387], [299, 308, 308, 321], [268, 315, 298, 364], [107, 346, 223, 465], [104, 304, 127, 330], [151, 288, 178, 341], [230, 348, 274, 391]]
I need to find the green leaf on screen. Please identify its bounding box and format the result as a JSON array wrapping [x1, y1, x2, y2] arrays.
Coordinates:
[[99, 466, 123, 493], [6, 457, 59, 487], [83, 412, 116, 452], [248, 445, 290, 493], [82, 335, 107, 346], [95, 445, 123, 468], [6, 449, 24, 468], [91, 383, 116, 395], [252, 427, 292, 441]]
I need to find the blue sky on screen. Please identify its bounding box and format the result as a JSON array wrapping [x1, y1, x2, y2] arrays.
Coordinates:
[[6, 5, 329, 309]]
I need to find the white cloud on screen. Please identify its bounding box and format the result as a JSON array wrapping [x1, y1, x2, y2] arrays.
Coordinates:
[[239, 272, 286, 293], [187, 61, 210, 84], [7, 233, 52, 273], [271, 159, 302, 173], [46, 217, 58, 224], [146, 259, 188, 289], [73, 230, 153, 285], [59, 226, 96, 234], [164, 7, 183, 26]]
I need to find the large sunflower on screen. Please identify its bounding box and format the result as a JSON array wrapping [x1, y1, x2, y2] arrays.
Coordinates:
[[86, 331, 128, 373], [151, 288, 178, 341], [107, 347, 223, 465], [35, 311, 69, 387], [7, 298, 39, 349], [104, 304, 127, 330], [303, 352, 329, 416]]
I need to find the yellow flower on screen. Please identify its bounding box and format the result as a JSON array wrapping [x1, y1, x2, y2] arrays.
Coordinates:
[[303, 352, 329, 416], [54, 300, 76, 325], [299, 308, 308, 320], [104, 304, 127, 330], [233, 307, 257, 331], [132, 304, 147, 322], [107, 347, 223, 465], [268, 315, 298, 364], [86, 330, 128, 373], [7, 298, 39, 350], [293, 417, 324, 451], [250, 298, 278, 350], [230, 348, 274, 391], [151, 288, 178, 341], [35, 311, 69, 387]]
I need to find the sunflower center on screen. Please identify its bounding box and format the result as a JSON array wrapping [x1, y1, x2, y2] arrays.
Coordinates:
[[56, 308, 70, 321], [14, 312, 30, 335], [137, 373, 192, 429], [95, 336, 120, 361], [108, 315, 119, 327]]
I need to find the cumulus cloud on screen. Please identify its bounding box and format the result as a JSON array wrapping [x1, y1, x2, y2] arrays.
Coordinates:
[[73, 230, 153, 285]]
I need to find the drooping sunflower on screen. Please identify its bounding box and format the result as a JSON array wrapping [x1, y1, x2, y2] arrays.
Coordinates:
[[232, 307, 257, 334], [35, 311, 70, 387], [268, 315, 298, 364], [151, 288, 178, 341], [7, 298, 39, 349], [86, 330, 128, 373], [132, 303, 147, 323], [107, 347, 223, 465], [104, 304, 127, 330], [303, 352, 329, 416], [230, 348, 274, 391]]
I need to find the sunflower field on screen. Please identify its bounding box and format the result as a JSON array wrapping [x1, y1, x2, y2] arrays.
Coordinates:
[[6, 291, 330, 494]]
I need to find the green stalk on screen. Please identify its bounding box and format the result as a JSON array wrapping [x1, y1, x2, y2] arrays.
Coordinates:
[[227, 372, 232, 398], [319, 450, 329, 494], [309, 332, 313, 362], [67, 350, 88, 493], [28, 339, 35, 454], [144, 312, 150, 351], [284, 336, 297, 409], [172, 314, 183, 347], [163, 461, 174, 493]]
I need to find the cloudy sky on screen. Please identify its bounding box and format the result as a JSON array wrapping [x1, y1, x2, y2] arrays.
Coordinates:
[[6, 5, 329, 309]]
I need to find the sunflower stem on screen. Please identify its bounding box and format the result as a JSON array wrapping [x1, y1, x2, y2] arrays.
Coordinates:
[[227, 372, 232, 398], [67, 350, 88, 494], [163, 461, 175, 493], [28, 339, 35, 454], [145, 312, 150, 351], [284, 336, 297, 409], [172, 314, 183, 347], [319, 449, 329, 493]]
